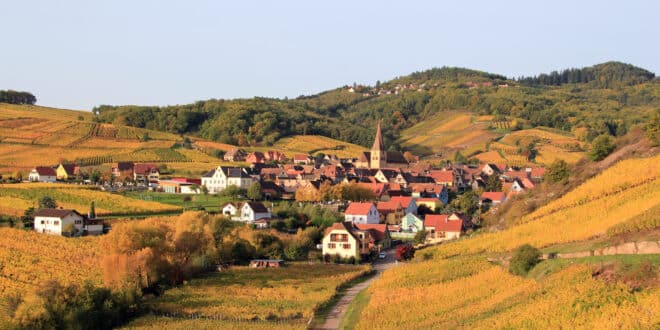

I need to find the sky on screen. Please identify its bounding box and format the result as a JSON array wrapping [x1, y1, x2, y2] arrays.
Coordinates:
[[1, 0, 658, 110]]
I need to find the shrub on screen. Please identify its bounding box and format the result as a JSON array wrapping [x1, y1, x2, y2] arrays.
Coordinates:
[[588, 134, 615, 161], [509, 244, 541, 276], [546, 159, 570, 183]]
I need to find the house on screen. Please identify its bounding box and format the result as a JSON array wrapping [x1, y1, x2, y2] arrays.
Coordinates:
[[221, 203, 239, 217], [429, 170, 455, 186], [424, 213, 464, 242], [480, 191, 507, 207], [322, 222, 390, 259], [111, 162, 134, 181], [376, 200, 404, 224], [133, 163, 159, 185], [246, 151, 286, 164], [201, 166, 255, 193], [409, 183, 448, 204], [238, 202, 271, 222], [260, 181, 285, 199], [400, 213, 424, 233], [415, 198, 443, 212], [224, 149, 246, 162], [56, 163, 78, 181], [28, 166, 57, 183], [253, 218, 271, 229], [158, 180, 200, 194], [389, 196, 417, 215], [344, 202, 380, 224], [293, 154, 311, 165], [34, 208, 84, 236], [481, 163, 505, 176]]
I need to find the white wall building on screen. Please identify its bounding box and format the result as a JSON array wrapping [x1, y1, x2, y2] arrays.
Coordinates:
[[34, 209, 84, 236], [201, 166, 255, 194], [344, 202, 380, 224]]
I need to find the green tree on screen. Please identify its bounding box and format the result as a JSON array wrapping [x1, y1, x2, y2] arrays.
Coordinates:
[[89, 201, 96, 219], [141, 132, 151, 141], [546, 159, 570, 183], [645, 108, 660, 145], [485, 174, 502, 192], [247, 182, 262, 201], [38, 196, 57, 209], [455, 191, 478, 215], [414, 229, 428, 244], [509, 244, 541, 276], [454, 151, 467, 163], [588, 134, 615, 161]]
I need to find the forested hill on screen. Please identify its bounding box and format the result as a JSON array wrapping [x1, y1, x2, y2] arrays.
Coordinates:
[[93, 61, 659, 150]]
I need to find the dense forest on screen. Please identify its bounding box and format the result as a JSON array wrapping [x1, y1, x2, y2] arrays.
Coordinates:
[[0, 90, 36, 105], [93, 61, 659, 148]]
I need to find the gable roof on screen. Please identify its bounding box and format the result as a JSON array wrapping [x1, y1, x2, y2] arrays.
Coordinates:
[[390, 196, 414, 207], [115, 162, 134, 171], [59, 163, 77, 175], [354, 223, 389, 241], [134, 163, 158, 174], [377, 200, 402, 212], [324, 222, 360, 241], [34, 208, 82, 218], [424, 214, 462, 232], [480, 191, 506, 201], [385, 151, 408, 164], [429, 170, 454, 183], [294, 154, 310, 161], [345, 202, 375, 216], [244, 202, 269, 213], [34, 166, 56, 176], [202, 169, 216, 178]]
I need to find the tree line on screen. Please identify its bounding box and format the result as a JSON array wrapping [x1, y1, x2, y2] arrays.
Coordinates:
[[0, 90, 36, 105]]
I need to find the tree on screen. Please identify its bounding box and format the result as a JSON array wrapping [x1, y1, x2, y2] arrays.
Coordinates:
[[546, 159, 570, 184], [39, 196, 57, 209], [89, 201, 96, 219], [396, 244, 415, 261], [588, 134, 615, 161], [485, 175, 502, 192], [414, 229, 428, 244], [247, 182, 262, 201], [455, 191, 478, 215], [91, 170, 102, 184], [201, 185, 209, 201], [403, 151, 416, 163], [509, 244, 541, 276], [645, 108, 660, 145], [454, 151, 467, 164]]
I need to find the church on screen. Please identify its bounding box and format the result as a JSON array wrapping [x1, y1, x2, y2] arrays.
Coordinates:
[[355, 120, 408, 169]]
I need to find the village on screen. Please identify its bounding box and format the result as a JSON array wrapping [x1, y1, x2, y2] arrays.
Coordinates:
[[22, 119, 546, 264]]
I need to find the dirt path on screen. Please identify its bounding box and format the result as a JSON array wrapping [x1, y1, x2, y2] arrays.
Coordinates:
[[315, 251, 399, 330]]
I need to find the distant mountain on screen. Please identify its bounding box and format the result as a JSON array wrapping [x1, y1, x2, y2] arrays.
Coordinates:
[[93, 62, 659, 151]]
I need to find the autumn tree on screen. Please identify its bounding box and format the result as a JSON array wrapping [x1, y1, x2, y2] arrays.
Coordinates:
[[39, 196, 57, 209], [247, 182, 262, 201], [546, 159, 570, 184], [588, 134, 615, 161]]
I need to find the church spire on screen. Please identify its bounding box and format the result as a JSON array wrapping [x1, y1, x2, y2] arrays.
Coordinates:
[[371, 119, 385, 151]]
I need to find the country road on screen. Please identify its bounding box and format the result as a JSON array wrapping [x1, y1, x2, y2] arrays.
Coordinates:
[[315, 250, 400, 330]]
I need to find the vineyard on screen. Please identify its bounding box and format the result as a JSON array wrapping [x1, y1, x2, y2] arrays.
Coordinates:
[[124, 264, 371, 329], [272, 135, 367, 158], [356, 261, 659, 329], [353, 155, 660, 329], [0, 183, 181, 216]]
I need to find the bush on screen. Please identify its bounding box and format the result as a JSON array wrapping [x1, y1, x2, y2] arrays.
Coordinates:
[[509, 244, 541, 276], [546, 159, 570, 183], [588, 134, 615, 161]]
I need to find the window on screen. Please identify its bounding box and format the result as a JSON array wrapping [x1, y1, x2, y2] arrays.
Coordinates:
[[342, 244, 351, 249], [54, 221, 59, 226], [75, 220, 82, 224], [327, 243, 336, 249]]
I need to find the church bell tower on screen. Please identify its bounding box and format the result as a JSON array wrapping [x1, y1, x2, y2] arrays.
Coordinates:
[[370, 120, 387, 168]]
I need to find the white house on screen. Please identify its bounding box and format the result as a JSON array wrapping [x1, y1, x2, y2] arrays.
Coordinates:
[[201, 166, 255, 194], [34, 209, 84, 236], [344, 202, 380, 224], [28, 167, 57, 183], [238, 202, 271, 222], [221, 203, 239, 217]]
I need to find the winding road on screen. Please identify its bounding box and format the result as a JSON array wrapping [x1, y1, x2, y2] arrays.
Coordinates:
[[315, 250, 399, 330]]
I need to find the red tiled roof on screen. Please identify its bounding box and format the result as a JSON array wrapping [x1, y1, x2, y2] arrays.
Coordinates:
[[355, 223, 388, 241], [480, 191, 506, 201], [424, 214, 462, 232], [521, 178, 535, 189], [294, 154, 309, 161], [35, 166, 56, 176], [429, 170, 454, 183], [345, 202, 375, 216], [134, 163, 158, 174], [415, 198, 440, 203], [377, 200, 401, 212], [390, 196, 413, 208], [531, 167, 546, 178]]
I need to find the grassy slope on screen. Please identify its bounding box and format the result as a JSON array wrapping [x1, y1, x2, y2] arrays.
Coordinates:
[[351, 155, 660, 329]]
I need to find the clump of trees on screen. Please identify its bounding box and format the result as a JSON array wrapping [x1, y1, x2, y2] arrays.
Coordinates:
[[545, 159, 570, 184], [295, 182, 376, 202], [0, 90, 36, 105], [588, 134, 615, 161], [509, 244, 541, 276]]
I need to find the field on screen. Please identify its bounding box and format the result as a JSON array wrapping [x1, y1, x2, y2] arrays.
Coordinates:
[[0, 183, 181, 217], [477, 127, 585, 166], [399, 112, 500, 157], [272, 135, 367, 158], [350, 155, 660, 329], [122, 191, 236, 213], [123, 264, 371, 329]]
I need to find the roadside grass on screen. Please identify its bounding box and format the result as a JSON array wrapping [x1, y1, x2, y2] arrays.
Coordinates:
[[338, 286, 372, 330]]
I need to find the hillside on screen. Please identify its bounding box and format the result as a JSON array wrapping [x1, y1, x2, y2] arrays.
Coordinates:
[[351, 155, 660, 328], [92, 61, 659, 158]]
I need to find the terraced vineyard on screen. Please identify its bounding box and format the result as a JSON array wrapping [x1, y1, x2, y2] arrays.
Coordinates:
[[272, 135, 367, 158]]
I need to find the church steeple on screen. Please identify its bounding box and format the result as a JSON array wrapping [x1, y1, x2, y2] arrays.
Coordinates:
[[370, 119, 387, 168], [371, 119, 385, 151]]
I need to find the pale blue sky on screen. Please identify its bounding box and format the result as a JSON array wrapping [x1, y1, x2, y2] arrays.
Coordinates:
[[1, 0, 658, 110]]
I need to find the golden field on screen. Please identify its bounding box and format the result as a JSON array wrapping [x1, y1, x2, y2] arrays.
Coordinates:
[[354, 155, 660, 329], [272, 135, 367, 158]]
